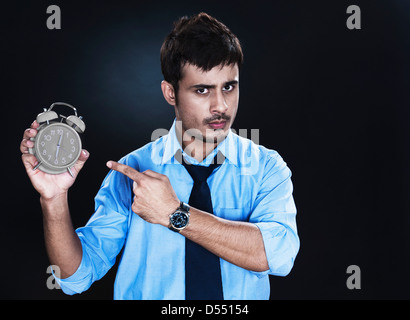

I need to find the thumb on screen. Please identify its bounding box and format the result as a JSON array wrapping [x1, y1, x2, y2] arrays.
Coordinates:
[[72, 149, 90, 174]]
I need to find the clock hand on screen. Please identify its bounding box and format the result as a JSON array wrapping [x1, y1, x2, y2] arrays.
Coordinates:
[[55, 133, 63, 159]]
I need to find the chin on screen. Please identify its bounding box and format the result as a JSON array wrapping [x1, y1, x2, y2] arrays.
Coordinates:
[[204, 128, 229, 144]]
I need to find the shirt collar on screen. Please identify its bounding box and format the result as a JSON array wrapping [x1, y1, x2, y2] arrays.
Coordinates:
[[161, 119, 239, 167]]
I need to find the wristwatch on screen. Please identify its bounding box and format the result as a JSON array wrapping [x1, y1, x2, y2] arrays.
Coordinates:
[[169, 202, 190, 232]]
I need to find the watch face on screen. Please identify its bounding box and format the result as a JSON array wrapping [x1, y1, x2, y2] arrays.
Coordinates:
[[33, 123, 82, 174], [170, 211, 189, 230]]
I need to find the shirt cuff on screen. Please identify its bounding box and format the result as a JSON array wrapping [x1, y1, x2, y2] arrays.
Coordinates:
[[50, 248, 94, 295], [253, 221, 299, 278]]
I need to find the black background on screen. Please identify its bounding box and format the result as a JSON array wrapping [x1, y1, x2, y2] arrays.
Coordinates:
[[2, 0, 409, 299]]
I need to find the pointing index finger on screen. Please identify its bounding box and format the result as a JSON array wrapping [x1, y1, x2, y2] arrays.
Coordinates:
[[107, 161, 144, 182]]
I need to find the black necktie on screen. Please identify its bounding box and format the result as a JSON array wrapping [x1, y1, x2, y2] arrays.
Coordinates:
[[182, 154, 224, 300]]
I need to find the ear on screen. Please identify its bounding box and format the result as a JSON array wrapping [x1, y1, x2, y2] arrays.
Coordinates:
[[161, 80, 176, 106]]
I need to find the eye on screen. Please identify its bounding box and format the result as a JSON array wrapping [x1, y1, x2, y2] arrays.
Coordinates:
[[196, 88, 209, 95], [223, 84, 235, 92]]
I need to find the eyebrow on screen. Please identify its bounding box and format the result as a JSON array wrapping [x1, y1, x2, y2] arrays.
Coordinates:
[[190, 80, 238, 90]]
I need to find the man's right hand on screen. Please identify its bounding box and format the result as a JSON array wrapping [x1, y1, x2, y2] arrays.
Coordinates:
[[20, 120, 90, 201]]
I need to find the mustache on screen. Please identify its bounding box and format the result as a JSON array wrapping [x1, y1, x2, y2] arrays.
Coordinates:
[[203, 114, 231, 125]]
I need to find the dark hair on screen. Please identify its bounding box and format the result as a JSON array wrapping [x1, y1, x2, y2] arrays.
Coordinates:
[[160, 12, 243, 94]]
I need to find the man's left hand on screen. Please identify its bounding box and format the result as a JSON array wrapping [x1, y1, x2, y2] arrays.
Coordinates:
[[106, 161, 180, 226]]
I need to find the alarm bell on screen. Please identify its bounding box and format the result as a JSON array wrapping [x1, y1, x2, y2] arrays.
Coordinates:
[[36, 110, 58, 125], [66, 115, 85, 133], [37, 102, 86, 133]]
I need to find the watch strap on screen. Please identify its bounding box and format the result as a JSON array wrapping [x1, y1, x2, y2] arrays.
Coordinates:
[[179, 201, 190, 213]]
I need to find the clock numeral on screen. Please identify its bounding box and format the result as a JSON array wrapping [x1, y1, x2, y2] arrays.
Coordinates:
[[70, 138, 74, 144], [61, 157, 66, 164], [57, 129, 63, 135], [44, 135, 51, 141], [71, 146, 75, 152], [40, 141, 45, 147], [47, 155, 52, 161], [50, 130, 55, 136], [54, 159, 58, 165], [42, 149, 47, 155]]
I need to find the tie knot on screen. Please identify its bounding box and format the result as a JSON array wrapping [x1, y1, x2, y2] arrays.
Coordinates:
[[182, 155, 223, 183]]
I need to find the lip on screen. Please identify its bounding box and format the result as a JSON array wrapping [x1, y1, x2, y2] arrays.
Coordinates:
[[208, 121, 227, 130]]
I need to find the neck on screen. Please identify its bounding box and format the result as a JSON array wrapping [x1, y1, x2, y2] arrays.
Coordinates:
[[182, 137, 217, 162], [175, 122, 221, 162]]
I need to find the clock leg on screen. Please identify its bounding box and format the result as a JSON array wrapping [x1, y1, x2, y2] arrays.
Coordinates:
[[33, 161, 43, 171], [67, 167, 74, 178]]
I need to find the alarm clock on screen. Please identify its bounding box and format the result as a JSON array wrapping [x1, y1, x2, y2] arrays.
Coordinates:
[[29, 102, 85, 177]]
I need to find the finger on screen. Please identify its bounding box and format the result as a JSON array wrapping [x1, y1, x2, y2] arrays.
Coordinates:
[[22, 127, 38, 141], [21, 153, 38, 171], [20, 138, 34, 154], [106, 161, 144, 182], [30, 120, 39, 129], [23, 120, 39, 137], [21, 121, 40, 154], [142, 169, 163, 180], [132, 181, 138, 194], [72, 149, 90, 175], [78, 149, 89, 163]]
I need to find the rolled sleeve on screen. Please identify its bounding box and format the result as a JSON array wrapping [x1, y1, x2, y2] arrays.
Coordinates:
[[52, 157, 132, 295], [51, 247, 95, 295], [254, 220, 299, 277], [249, 152, 300, 278]]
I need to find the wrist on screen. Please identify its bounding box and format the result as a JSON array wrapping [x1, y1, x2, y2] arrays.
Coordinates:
[[40, 192, 69, 218], [170, 199, 181, 213], [40, 192, 68, 204], [159, 199, 180, 227]]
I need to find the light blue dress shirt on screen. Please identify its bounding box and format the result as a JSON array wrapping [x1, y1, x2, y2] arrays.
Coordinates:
[[54, 119, 300, 299]]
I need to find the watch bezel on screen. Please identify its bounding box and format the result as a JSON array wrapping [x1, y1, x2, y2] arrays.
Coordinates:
[[169, 202, 190, 232]]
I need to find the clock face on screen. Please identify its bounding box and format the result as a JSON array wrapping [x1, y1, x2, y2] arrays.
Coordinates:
[[170, 211, 189, 229], [34, 122, 82, 173]]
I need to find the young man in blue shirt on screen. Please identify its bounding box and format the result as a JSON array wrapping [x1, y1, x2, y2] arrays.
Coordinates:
[[21, 12, 299, 299]]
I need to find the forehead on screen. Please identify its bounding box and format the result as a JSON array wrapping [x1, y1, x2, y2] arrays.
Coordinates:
[[180, 63, 239, 85]]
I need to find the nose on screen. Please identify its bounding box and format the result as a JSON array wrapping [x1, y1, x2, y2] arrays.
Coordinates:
[[210, 91, 228, 115]]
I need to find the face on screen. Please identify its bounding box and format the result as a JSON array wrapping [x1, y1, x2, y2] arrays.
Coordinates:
[[163, 63, 239, 148]]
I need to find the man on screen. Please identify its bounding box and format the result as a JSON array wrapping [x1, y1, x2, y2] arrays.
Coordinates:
[[20, 12, 299, 299]]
